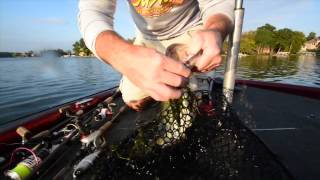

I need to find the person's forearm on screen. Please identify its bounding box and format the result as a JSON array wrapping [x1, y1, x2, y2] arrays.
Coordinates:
[[95, 31, 134, 74], [203, 13, 233, 40]]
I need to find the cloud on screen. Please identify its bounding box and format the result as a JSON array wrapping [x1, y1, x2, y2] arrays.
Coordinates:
[[32, 17, 67, 25]]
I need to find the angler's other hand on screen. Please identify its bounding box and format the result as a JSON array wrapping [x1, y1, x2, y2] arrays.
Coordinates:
[[188, 30, 223, 72]]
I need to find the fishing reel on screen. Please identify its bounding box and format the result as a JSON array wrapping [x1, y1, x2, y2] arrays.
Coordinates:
[[81, 130, 106, 149], [93, 102, 115, 122]]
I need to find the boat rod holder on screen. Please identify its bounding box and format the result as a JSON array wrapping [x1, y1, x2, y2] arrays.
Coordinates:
[[16, 126, 31, 145], [223, 0, 244, 106]]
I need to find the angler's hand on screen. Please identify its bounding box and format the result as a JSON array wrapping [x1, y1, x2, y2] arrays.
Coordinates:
[[188, 30, 223, 72], [119, 46, 191, 101]]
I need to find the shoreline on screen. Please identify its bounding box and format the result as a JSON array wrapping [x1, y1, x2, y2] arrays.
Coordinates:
[[1, 52, 319, 59]]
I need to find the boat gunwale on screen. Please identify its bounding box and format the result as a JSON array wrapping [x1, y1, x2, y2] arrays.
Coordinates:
[[0, 86, 118, 144], [235, 79, 320, 100]]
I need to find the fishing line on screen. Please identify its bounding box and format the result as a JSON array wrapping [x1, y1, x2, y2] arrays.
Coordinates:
[[0, 142, 38, 146], [8, 147, 40, 167]]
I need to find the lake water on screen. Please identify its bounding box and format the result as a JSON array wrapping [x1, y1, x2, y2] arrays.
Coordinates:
[[0, 55, 319, 124]]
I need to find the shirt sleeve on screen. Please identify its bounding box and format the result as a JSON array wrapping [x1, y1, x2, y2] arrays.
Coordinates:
[[78, 0, 116, 57], [198, 0, 235, 25]]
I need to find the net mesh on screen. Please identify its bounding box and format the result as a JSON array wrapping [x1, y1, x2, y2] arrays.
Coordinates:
[[154, 88, 198, 147], [84, 78, 293, 180]]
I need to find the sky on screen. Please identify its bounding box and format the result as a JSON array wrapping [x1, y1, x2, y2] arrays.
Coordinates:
[[0, 0, 319, 52]]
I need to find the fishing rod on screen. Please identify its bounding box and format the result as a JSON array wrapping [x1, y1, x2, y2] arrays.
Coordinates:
[[26, 95, 114, 142], [17, 109, 84, 145], [92, 88, 120, 122], [71, 105, 128, 179], [26, 93, 118, 144], [2, 89, 122, 180], [36, 129, 79, 179], [81, 104, 128, 148], [223, 0, 245, 106], [1, 108, 90, 180], [3, 128, 78, 180]]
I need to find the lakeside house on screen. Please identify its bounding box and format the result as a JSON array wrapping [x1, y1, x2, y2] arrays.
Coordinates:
[[78, 51, 95, 57], [301, 37, 320, 52]]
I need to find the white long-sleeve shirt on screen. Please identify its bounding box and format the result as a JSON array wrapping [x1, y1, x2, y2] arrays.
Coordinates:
[[78, 0, 235, 55]]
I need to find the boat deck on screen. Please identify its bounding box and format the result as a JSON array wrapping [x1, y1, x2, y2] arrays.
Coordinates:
[[233, 85, 320, 180], [41, 83, 319, 180]]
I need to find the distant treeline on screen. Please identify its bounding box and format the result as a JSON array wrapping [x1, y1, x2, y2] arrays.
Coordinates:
[[73, 24, 316, 57], [237, 23, 316, 55], [0, 49, 73, 58], [4, 23, 314, 58], [72, 38, 93, 56], [40, 49, 71, 57], [0, 52, 16, 58], [0, 51, 35, 58], [72, 38, 135, 56]]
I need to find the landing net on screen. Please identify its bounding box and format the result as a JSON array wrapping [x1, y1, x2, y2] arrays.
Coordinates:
[[87, 78, 293, 180]]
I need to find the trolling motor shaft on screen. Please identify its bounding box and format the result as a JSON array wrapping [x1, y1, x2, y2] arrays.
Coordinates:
[[223, 0, 245, 105]]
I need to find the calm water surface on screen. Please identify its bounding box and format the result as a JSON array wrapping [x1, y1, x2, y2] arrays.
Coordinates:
[[0, 56, 319, 124]]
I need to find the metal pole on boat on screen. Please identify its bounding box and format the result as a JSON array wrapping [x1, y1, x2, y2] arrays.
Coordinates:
[[223, 0, 245, 105]]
